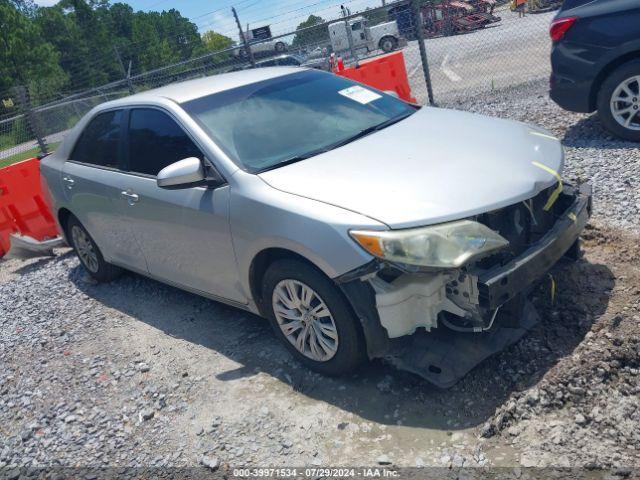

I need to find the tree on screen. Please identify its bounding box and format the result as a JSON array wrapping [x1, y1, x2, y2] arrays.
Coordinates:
[[0, 1, 67, 100], [362, 7, 388, 25], [292, 15, 328, 49], [201, 30, 233, 53]]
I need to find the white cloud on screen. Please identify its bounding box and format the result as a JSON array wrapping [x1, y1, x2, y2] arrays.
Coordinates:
[[33, 0, 60, 6]]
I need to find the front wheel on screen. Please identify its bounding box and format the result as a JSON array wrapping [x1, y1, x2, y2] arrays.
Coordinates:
[[262, 259, 366, 376], [597, 60, 640, 142], [379, 36, 398, 53]]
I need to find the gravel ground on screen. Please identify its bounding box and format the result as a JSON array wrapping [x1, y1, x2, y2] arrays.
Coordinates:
[[1, 83, 639, 473]]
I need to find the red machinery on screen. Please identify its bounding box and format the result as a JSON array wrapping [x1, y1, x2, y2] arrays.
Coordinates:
[[421, 0, 501, 37]]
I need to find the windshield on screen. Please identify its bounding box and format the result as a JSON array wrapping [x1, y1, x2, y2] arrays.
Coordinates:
[[182, 70, 416, 173]]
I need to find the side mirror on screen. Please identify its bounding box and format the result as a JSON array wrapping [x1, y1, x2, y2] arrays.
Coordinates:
[[157, 157, 206, 189]]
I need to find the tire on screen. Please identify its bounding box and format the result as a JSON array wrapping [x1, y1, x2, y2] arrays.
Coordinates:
[[597, 60, 640, 142], [262, 259, 366, 376], [275, 42, 286, 53], [66, 216, 122, 282], [379, 36, 397, 53]]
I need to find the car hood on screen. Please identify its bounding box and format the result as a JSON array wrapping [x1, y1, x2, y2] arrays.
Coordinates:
[[258, 107, 564, 229]]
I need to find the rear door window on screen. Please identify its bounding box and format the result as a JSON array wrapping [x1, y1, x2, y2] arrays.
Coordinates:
[[127, 108, 203, 176], [71, 110, 123, 168]]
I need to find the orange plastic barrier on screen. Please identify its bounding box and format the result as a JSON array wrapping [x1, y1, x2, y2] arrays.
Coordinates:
[[336, 51, 417, 103], [0, 158, 58, 257]]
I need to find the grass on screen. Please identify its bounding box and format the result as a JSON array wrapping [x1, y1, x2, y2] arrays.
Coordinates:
[[0, 143, 60, 169]]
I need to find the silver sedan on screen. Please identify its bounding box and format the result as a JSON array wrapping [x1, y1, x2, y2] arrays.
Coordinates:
[[41, 67, 590, 384]]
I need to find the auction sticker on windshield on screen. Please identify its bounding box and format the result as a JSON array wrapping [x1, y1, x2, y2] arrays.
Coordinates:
[[338, 85, 382, 104]]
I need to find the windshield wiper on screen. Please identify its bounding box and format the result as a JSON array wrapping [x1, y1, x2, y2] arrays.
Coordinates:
[[327, 111, 415, 150], [258, 148, 330, 173], [257, 111, 414, 173]]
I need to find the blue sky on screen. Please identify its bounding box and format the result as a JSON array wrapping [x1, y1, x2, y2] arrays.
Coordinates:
[[33, 0, 385, 39]]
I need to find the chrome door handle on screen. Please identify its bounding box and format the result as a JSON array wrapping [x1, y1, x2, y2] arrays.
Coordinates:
[[62, 176, 75, 189], [121, 191, 139, 204]]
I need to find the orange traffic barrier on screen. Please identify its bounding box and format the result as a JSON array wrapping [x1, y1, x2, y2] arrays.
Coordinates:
[[336, 51, 417, 103], [0, 158, 58, 257]]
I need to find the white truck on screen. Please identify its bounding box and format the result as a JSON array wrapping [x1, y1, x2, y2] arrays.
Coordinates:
[[328, 16, 403, 55], [235, 25, 287, 59]]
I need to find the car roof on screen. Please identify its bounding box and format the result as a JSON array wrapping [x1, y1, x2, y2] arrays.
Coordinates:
[[101, 66, 306, 106]]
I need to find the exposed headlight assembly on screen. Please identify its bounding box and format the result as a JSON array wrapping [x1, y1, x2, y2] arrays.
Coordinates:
[[350, 220, 509, 269]]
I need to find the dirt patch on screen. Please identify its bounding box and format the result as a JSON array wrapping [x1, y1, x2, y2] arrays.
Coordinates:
[[479, 224, 640, 467]]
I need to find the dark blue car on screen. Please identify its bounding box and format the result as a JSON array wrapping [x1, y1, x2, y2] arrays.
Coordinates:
[[549, 0, 640, 141]]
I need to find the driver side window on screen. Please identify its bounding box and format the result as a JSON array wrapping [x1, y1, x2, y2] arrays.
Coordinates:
[[127, 108, 203, 176]]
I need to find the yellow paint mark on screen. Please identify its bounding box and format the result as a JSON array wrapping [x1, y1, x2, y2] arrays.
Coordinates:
[[532, 161, 563, 211], [529, 131, 559, 141], [548, 273, 556, 305]]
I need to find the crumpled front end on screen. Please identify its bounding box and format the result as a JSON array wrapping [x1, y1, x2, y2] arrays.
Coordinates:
[[338, 182, 592, 387]]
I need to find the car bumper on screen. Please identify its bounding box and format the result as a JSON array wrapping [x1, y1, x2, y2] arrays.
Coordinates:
[[549, 73, 594, 113], [336, 183, 592, 359], [478, 183, 592, 310]]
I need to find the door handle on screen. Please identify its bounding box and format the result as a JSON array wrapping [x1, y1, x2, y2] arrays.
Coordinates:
[[121, 191, 139, 204], [62, 176, 75, 189]]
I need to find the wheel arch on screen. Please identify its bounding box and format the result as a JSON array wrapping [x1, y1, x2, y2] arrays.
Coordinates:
[[57, 207, 74, 241], [590, 50, 640, 111], [248, 247, 389, 359], [249, 247, 327, 317]]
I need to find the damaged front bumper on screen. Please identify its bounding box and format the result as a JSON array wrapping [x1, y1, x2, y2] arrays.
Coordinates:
[[337, 183, 592, 384], [478, 183, 592, 310]]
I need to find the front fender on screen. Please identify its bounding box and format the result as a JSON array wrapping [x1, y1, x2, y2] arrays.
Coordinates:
[[229, 173, 385, 301]]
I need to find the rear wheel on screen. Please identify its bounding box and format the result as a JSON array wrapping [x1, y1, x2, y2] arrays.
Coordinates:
[[597, 60, 640, 142], [262, 259, 366, 376], [379, 36, 398, 53], [66, 216, 122, 282]]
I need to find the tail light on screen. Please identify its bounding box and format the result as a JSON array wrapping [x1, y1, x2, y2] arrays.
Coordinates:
[[550, 17, 577, 42]]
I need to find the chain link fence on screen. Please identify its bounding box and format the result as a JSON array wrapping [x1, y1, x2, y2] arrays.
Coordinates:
[[0, 0, 557, 165]]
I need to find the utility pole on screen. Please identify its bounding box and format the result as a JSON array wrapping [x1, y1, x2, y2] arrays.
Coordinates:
[[232, 7, 255, 67], [340, 5, 358, 64]]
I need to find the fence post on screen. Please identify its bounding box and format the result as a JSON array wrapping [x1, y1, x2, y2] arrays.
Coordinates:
[[15, 85, 48, 156], [411, 0, 435, 106], [113, 45, 135, 95], [341, 5, 359, 64], [233, 7, 256, 67]]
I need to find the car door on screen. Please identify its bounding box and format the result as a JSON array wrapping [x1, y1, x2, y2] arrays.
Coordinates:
[[62, 109, 148, 272], [118, 107, 245, 303]]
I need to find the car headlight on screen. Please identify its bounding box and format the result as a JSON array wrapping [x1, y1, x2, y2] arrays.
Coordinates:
[[350, 220, 509, 268]]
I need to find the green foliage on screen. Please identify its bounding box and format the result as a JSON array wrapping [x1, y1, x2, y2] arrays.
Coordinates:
[[0, 134, 14, 150], [0, 1, 67, 97], [292, 15, 329, 48], [362, 7, 389, 26], [202, 30, 234, 53], [0, 0, 209, 100]]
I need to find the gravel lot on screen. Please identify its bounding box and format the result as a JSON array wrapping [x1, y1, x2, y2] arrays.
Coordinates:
[[1, 82, 639, 473]]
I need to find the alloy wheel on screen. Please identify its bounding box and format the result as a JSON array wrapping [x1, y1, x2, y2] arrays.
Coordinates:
[[272, 279, 339, 362], [610, 76, 640, 131], [71, 225, 99, 273]]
